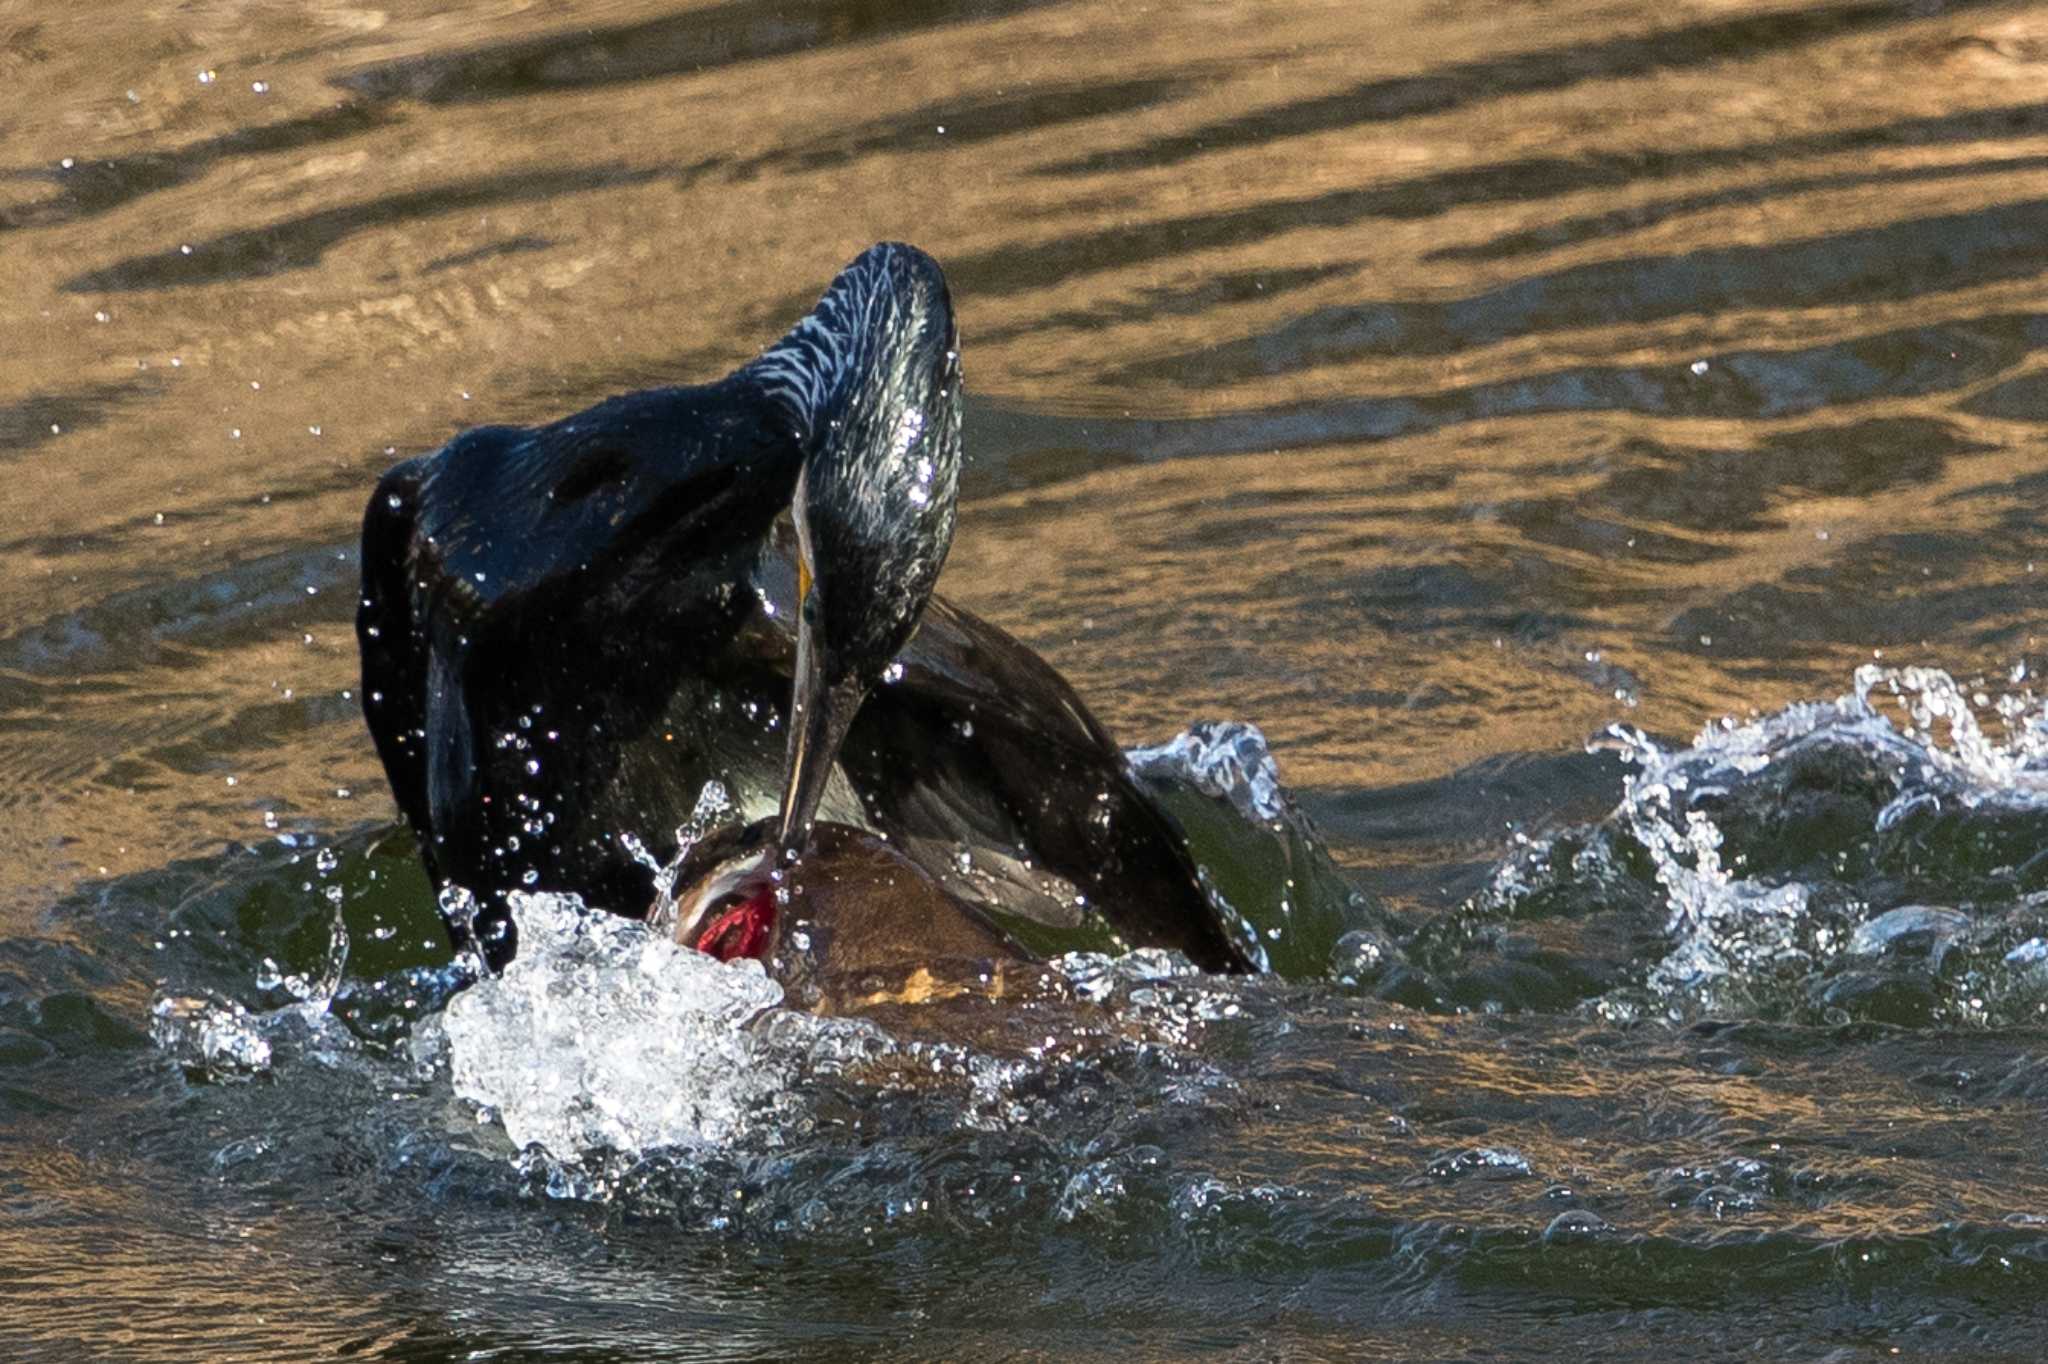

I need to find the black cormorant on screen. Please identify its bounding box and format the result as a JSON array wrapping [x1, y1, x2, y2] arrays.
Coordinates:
[[356, 243, 1259, 978]]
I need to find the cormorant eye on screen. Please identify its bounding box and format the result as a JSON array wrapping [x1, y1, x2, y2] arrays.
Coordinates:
[[550, 448, 633, 504]]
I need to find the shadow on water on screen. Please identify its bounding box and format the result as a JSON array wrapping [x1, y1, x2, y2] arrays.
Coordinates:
[[928, 317, 2041, 510], [970, 194, 2048, 333], [1102, 199, 2048, 386], [959, 100, 2048, 296], [330, 0, 1064, 105], [0, 104, 397, 234], [1965, 369, 2048, 421], [716, 77, 1202, 179], [1033, 0, 2019, 176], [0, 380, 162, 460], [1503, 417, 1992, 549], [1433, 151, 2048, 264], [421, 235, 555, 274], [63, 165, 660, 293]]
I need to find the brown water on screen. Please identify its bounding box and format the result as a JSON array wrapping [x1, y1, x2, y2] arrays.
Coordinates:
[[6, 1, 2048, 1358]]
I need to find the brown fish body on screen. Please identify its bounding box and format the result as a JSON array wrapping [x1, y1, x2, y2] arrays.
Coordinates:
[[671, 820, 1092, 1026]]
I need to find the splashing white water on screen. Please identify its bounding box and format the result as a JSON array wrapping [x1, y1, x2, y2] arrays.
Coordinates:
[[1128, 720, 1287, 823], [417, 892, 790, 1159], [622, 780, 735, 938], [1127, 720, 1376, 976], [151, 995, 275, 1077], [1587, 665, 2048, 1019]]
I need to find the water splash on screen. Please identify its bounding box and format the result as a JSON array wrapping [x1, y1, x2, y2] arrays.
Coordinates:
[[1129, 721, 1288, 822], [1128, 721, 1389, 977], [415, 891, 790, 1160], [150, 987, 366, 1082], [150, 994, 274, 1079], [631, 780, 736, 938], [1535, 666, 2048, 1024]]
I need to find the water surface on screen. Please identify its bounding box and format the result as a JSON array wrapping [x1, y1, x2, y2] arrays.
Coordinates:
[[5, 1, 2048, 1358]]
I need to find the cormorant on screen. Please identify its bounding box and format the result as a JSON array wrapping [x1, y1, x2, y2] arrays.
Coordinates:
[[356, 243, 1260, 979]]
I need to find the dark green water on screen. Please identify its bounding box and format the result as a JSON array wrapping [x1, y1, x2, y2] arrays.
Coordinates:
[[5, 1, 2048, 1357]]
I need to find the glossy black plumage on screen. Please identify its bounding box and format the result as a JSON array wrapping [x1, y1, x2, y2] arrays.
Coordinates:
[[357, 243, 1256, 974]]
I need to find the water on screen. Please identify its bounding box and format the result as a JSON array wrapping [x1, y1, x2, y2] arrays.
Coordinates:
[[6, 0, 2048, 1356]]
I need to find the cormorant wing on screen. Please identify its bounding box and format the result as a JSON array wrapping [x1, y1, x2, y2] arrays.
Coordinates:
[[357, 457, 442, 876], [732, 545, 1254, 970]]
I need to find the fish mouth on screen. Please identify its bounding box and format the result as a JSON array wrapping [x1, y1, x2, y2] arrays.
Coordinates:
[[676, 851, 779, 963], [671, 835, 780, 963]]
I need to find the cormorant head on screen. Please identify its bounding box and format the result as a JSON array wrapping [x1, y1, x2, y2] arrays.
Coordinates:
[[746, 243, 964, 860]]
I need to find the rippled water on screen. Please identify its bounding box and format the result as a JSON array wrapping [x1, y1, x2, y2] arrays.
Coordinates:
[[6, 1, 2048, 1358]]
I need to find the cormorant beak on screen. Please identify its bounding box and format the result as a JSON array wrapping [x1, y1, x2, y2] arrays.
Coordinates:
[[752, 243, 963, 863], [774, 497, 869, 858]]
